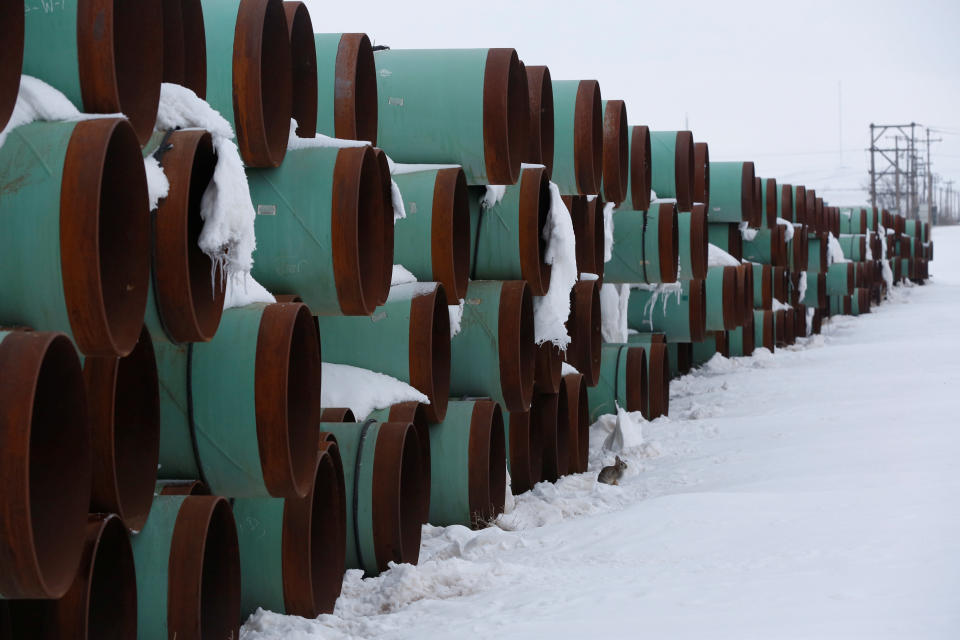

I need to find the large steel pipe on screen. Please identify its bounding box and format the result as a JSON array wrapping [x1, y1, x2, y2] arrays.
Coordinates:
[[605, 203, 680, 284], [707, 161, 755, 223], [322, 421, 426, 574], [247, 145, 393, 315], [649, 130, 695, 211], [728, 312, 755, 358], [600, 100, 629, 204], [233, 445, 346, 617], [156, 302, 321, 498], [525, 65, 554, 175], [429, 400, 506, 527], [759, 178, 781, 228], [737, 263, 755, 325], [564, 280, 602, 386], [587, 344, 647, 421], [551, 79, 603, 195], [708, 222, 743, 261], [772, 266, 790, 302], [789, 224, 809, 272], [626, 335, 670, 419], [472, 166, 552, 295], [705, 266, 740, 331], [774, 308, 795, 347], [505, 408, 543, 494], [563, 195, 606, 278], [623, 125, 652, 211], [201, 0, 292, 166], [0, 331, 90, 600], [131, 495, 241, 640], [807, 232, 828, 273], [537, 391, 567, 483], [678, 206, 709, 280], [826, 262, 855, 296], [838, 234, 868, 262], [0, 119, 149, 358], [840, 208, 868, 234], [312, 33, 377, 142], [694, 141, 710, 208], [801, 271, 827, 308], [535, 341, 563, 394], [375, 48, 527, 185], [317, 283, 450, 422], [161, 0, 207, 95], [791, 186, 807, 225], [852, 288, 872, 315], [742, 225, 787, 267], [562, 372, 590, 473], [751, 176, 763, 228], [367, 402, 432, 523], [751, 262, 772, 310], [0, 0, 23, 131], [283, 2, 318, 137], [753, 309, 774, 352], [22, 0, 161, 144], [627, 278, 706, 343]]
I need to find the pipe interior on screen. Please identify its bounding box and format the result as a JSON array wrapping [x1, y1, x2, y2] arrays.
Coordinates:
[[690, 206, 708, 279], [517, 283, 536, 406], [504, 51, 529, 184], [741, 162, 755, 223], [284, 305, 323, 494], [343, 34, 378, 143], [689, 278, 706, 343], [427, 286, 451, 416], [185, 132, 224, 339], [372, 149, 394, 306], [554, 385, 570, 477], [585, 82, 603, 192], [534, 169, 552, 287], [199, 499, 240, 640], [287, 3, 318, 137], [87, 518, 137, 640], [537, 68, 554, 176], [319, 408, 356, 423], [626, 347, 647, 416], [634, 126, 652, 209], [445, 168, 471, 300], [573, 375, 589, 471], [180, 0, 207, 96], [676, 131, 694, 209], [486, 406, 507, 519], [160, 0, 186, 86], [534, 392, 560, 482], [397, 426, 424, 565], [113, 0, 162, 141], [356, 147, 390, 313], [258, 0, 294, 163], [310, 452, 345, 613], [591, 197, 605, 276]]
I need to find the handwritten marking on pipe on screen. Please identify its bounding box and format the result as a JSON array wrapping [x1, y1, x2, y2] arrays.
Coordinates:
[[24, 0, 67, 13], [257, 204, 277, 216], [388, 97, 404, 106]]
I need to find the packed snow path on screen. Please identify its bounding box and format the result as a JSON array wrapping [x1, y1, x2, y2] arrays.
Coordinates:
[[242, 228, 960, 639]]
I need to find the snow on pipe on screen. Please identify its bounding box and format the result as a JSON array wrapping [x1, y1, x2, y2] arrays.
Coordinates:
[[317, 283, 451, 423], [0, 331, 90, 600], [392, 167, 471, 301], [21, 0, 162, 144], [705, 266, 740, 332], [708, 221, 742, 261], [624, 125, 652, 211], [525, 65, 555, 177], [535, 341, 563, 394], [536, 390, 568, 483], [694, 141, 710, 209], [678, 206, 709, 280], [587, 344, 647, 421], [751, 262, 772, 311], [312, 33, 377, 142], [600, 99, 629, 205], [246, 144, 393, 315], [155, 302, 322, 499], [83, 326, 160, 532], [0, 0, 23, 132], [736, 263, 755, 326], [233, 444, 346, 618], [626, 334, 670, 419], [161, 0, 207, 96], [321, 420, 426, 575], [707, 161, 755, 223], [649, 130, 695, 211], [143, 129, 225, 343], [471, 166, 553, 296], [564, 279, 602, 387], [450, 280, 535, 413], [283, 2, 318, 138], [753, 309, 775, 353], [6, 515, 136, 639], [368, 402, 432, 524], [728, 312, 755, 359], [627, 278, 707, 344], [201, 0, 292, 167], [131, 495, 241, 640], [506, 407, 543, 494], [374, 48, 528, 185], [826, 262, 855, 297], [742, 225, 787, 268], [562, 372, 590, 474], [551, 79, 603, 195], [801, 272, 827, 309], [605, 203, 680, 284], [428, 400, 506, 527], [0, 119, 150, 357]]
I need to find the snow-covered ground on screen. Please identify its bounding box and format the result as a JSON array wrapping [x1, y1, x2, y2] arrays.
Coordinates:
[[243, 228, 960, 639]]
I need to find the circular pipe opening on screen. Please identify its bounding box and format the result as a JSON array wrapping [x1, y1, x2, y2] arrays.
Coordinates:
[[565, 280, 602, 386], [760, 264, 772, 309], [85, 326, 160, 532], [335, 34, 378, 143], [565, 195, 588, 274], [161, 0, 207, 96], [689, 204, 709, 279], [319, 407, 356, 422], [752, 176, 763, 227], [159, 480, 211, 496], [284, 2, 318, 138], [738, 265, 754, 324], [715, 331, 730, 358], [431, 168, 470, 301], [371, 148, 395, 307], [764, 178, 778, 227], [742, 313, 756, 354], [554, 387, 571, 477], [573, 80, 603, 195], [601, 99, 629, 204], [61, 119, 149, 358], [626, 346, 648, 417], [507, 410, 542, 494], [535, 341, 562, 394], [469, 401, 506, 523], [647, 343, 670, 419], [498, 281, 536, 413], [631, 125, 652, 210], [317, 437, 347, 566], [740, 161, 755, 223], [674, 130, 695, 211], [409, 285, 451, 423], [482, 48, 526, 185], [372, 422, 425, 568], [727, 223, 743, 261], [794, 186, 806, 225], [82, 515, 137, 640], [0, 0, 23, 132], [519, 167, 553, 296], [677, 342, 693, 374], [694, 141, 710, 208], [256, 303, 322, 498], [563, 373, 589, 473], [534, 392, 561, 483], [688, 278, 707, 343], [383, 402, 431, 524], [780, 183, 794, 222], [486, 405, 507, 518], [525, 65, 554, 176], [658, 203, 680, 283], [759, 310, 774, 351]]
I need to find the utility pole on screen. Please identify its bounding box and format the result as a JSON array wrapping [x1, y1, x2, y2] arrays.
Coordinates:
[[894, 136, 900, 213]]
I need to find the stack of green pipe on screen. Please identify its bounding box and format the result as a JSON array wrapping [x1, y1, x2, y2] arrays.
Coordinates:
[[605, 205, 677, 284], [586, 343, 646, 421], [761, 179, 792, 228], [627, 279, 705, 343], [839, 208, 868, 234], [676, 208, 708, 280], [751, 262, 771, 309], [826, 262, 854, 296], [728, 321, 753, 357], [807, 233, 826, 272], [551, 79, 602, 195], [649, 130, 693, 209], [742, 227, 781, 266], [707, 161, 754, 223], [801, 271, 826, 308], [708, 222, 741, 260], [829, 294, 850, 316], [903, 219, 923, 239], [838, 234, 868, 261], [705, 266, 738, 332]]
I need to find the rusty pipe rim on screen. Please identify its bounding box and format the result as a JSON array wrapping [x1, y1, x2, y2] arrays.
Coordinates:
[[805, 188, 816, 228], [772, 266, 787, 301], [751, 176, 762, 228], [408, 284, 451, 422], [518, 167, 553, 296], [332, 146, 392, 314], [591, 197, 606, 278], [382, 402, 432, 523], [774, 310, 787, 346], [739, 161, 756, 223], [525, 65, 554, 177], [764, 178, 778, 227], [565, 195, 591, 275], [785, 308, 796, 345], [657, 202, 680, 283], [159, 480, 211, 496], [845, 262, 855, 294], [554, 381, 572, 477], [255, 302, 322, 498], [630, 125, 652, 210], [507, 409, 542, 494], [482, 48, 527, 185], [565, 280, 602, 386], [498, 281, 536, 413], [84, 326, 159, 532], [61, 118, 149, 358], [626, 346, 648, 417], [535, 391, 562, 483], [727, 222, 743, 261], [772, 224, 787, 268], [0, 0, 23, 132], [372, 422, 426, 568], [760, 310, 774, 351], [153, 129, 225, 342], [760, 263, 772, 309], [818, 232, 829, 272], [721, 266, 739, 330], [332, 33, 378, 143], [160, 0, 207, 96], [468, 400, 506, 524], [601, 99, 629, 204], [168, 496, 241, 640], [793, 306, 807, 338], [738, 264, 754, 324], [77, 0, 162, 144], [430, 168, 471, 301], [794, 186, 807, 225], [0, 331, 90, 599], [562, 373, 589, 473], [689, 204, 709, 280], [711, 331, 729, 358], [646, 343, 670, 419], [284, 2, 318, 138], [535, 341, 563, 394], [317, 436, 347, 571], [573, 79, 603, 195], [688, 278, 707, 343], [694, 141, 709, 208], [780, 183, 794, 222], [743, 313, 756, 354], [281, 446, 345, 616], [673, 130, 695, 211], [320, 407, 356, 423]]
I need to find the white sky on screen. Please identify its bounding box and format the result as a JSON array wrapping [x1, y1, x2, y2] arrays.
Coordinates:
[[303, 0, 960, 207]]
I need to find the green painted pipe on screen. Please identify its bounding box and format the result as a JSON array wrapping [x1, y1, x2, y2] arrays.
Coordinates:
[[374, 48, 525, 185], [625, 333, 670, 419], [807, 233, 827, 272], [829, 294, 851, 316], [605, 204, 679, 284], [246, 144, 392, 316], [705, 266, 739, 332], [708, 222, 742, 261], [552, 79, 603, 195], [623, 125, 652, 211], [801, 271, 827, 308], [761, 178, 790, 228], [838, 234, 868, 261], [751, 262, 772, 309], [313, 33, 378, 142], [427, 400, 506, 527], [600, 100, 629, 204], [0, 119, 149, 358], [472, 167, 552, 295], [727, 318, 755, 358], [903, 219, 923, 239], [676, 207, 709, 280], [690, 334, 719, 366], [826, 262, 854, 296], [626, 279, 706, 343], [131, 494, 240, 640], [753, 309, 774, 352], [22, 0, 162, 144], [320, 420, 425, 575], [851, 288, 871, 315], [316, 283, 450, 422], [742, 226, 786, 267], [649, 130, 694, 210], [450, 280, 535, 413], [392, 168, 471, 301], [586, 344, 647, 421], [707, 161, 755, 223], [665, 341, 692, 378], [839, 208, 868, 234]]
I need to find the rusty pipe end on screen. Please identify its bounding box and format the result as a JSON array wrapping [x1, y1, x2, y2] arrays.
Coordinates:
[[601, 99, 629, 204], [159, 480, 211, 496], [689, 204, 709, 280], [780, 183, 794, 222], [507, 409, 542, 494], [688, 278, 707, 343], [764, 178, 778, 227], [334, 33, 378, 143], [383, 402, 431, 523], [626, 346, 648, 417], [565, 280, 602, 387], [498, 281, 536, 413], [468, 401, 506, 525], [737, 264, 754, 325], [519, 167, 553, 296], [409, 284, 451, 423], [161, 0, 208, 96], [740, 161, 756, 223], [535, 341, 563, 394], [319, 407, 356, 423], [370, 147, 395, 307], [525, 65, 554, 177], [284, 2, 318, 138], [372, 422, 427, 569], [676, 342, 693, 375], [431, 168, 471, 301], [657, 202, 680, 283], [0, 0, 23, 132], [566, 195, 590, 275], [483, 48, 527, 185], [574, 79, 603, 195], [647, 343, 670, 419], [760, 309, 775, 352], [591, 197, 606, 279], [760, 264, 772, 310], [562, 373, 589, 473], [752, 176, 763, 228], [535, 391, 562, 483], [694, 141, 710, 208], [674, 130, 695, 211], [631, 125, 652, 210]]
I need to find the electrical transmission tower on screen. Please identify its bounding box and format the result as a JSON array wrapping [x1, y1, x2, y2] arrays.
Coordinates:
[[869, 123, 943, 225]]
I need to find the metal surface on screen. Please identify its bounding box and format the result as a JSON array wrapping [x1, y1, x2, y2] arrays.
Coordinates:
[[587, 344, 647, 421], [678, 206, 709, 280], [536, 391, 566, 483], [625, 335, 670, 419], [753, 309, 775, 352], [561, 372, 589, 473], [600, 100, 629, 204], [826, 262, 855, 296], [705, 266, 739, 332], [694, 141, 710, 208], [605, 203, 680, 284], [313, 33, 378, 142], [727, 312, 756, 358], [0, 0, 23, 132], [624, 125, 652, 211], [742, 226, 787, 267], [564, 280, 603, 385], [368, 402, 432, 524], [161, 0, 207, 96], [505, 408, 542, 494], [708, 222, 743, 261], [564, 195, 606, 278], [525, 65, 555, 177], [284, 2, 318, 137], [751, 263, 772, 310], [627, 278, 706, 344], [649, 130, 695, 211], [551, 79, 603, 195], [707, 161, 755, 223], [535, 341, 563, 394]]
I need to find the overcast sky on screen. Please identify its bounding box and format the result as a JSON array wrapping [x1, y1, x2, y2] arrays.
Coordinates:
[[303, 0, 960, 207]]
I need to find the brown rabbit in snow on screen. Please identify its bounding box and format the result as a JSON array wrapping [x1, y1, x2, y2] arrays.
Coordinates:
[[597, 456, 627, 485]]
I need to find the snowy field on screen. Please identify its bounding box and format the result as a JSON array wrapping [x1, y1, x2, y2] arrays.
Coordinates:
[[243, 228, 960, 639]]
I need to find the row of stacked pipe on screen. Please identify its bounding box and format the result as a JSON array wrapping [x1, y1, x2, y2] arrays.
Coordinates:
[[0, 1, 935, 638]]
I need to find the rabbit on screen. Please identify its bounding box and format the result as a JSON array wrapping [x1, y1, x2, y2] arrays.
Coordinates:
[[597, 456, 627, 485]]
